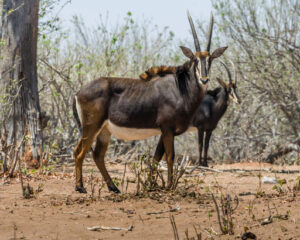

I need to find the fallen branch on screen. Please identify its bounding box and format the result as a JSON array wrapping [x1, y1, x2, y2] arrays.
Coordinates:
[[87, 225, 133, 231], [222, 168, 300, 174], [146, 205, 180, 215], [187, 165, 224, 174], [187, 166, 300, 174], [251, 213, 289, 228], [263, 140, 300, 164]]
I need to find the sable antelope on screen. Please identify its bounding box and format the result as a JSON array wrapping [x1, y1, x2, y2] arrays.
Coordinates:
[[73, 12, 227, 193], [151, 60, 241, 167], [194, 60, 241, 166]]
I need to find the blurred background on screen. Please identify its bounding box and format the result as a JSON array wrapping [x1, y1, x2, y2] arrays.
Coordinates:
[[36, 0, 300, 165]]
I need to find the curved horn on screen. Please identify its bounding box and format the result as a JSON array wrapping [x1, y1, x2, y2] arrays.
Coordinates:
[[219, 60, 232, 84], [205, 13, 214, 52], [187, 10, 201, 51]]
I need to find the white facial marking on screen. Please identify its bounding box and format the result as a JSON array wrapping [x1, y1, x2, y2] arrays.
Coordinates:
[[231, 93, 240, 104], [195, 59, 202, 84]]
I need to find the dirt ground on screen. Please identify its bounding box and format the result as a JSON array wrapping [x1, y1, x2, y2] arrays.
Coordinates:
[[1, 161, 300, 240]]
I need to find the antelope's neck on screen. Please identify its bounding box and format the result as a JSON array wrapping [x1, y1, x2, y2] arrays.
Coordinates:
[[215, 90, 229, 116]]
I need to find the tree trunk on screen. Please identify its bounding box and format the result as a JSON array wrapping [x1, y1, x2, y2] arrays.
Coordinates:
[[0, 0, 42, 172]]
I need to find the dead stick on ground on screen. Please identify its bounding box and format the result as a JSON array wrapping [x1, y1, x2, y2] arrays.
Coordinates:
[[87, 225, 133, 231], [187, 166, 300, 174], [188, 166, 224, 174]]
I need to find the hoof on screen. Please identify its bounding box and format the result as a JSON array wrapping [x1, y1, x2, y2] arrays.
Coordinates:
[[108, 185, 121, 194], [75, 186, 87, 193], [199, 161, 208, 167]]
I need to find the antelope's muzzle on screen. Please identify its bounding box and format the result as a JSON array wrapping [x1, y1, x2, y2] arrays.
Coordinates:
[[200, 78, 209, 84]]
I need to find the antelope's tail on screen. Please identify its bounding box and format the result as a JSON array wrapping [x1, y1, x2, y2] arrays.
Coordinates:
[[72, 96, 82, 134]]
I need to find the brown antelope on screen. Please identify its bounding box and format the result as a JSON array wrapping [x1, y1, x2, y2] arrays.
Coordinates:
[[150, 60, 241, 167], [73, 12, 227, 193]]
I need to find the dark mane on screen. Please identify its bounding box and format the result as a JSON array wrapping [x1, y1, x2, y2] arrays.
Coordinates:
[[207, 87, 222, 97], [138, 61, 192, 95], [175, 61, 192, 96], [139, 61, 192, 81]]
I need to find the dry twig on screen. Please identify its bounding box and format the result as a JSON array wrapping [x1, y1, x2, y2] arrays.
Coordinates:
[[87, 225, 133, 231]]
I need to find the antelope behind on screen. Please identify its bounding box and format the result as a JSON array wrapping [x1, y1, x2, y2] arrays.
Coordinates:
[[193, 60, 241, 166], [73, 12, 227, 193], [152, 60, 241, 167]]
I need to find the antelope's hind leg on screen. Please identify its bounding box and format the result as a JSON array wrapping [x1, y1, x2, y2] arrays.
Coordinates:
[[74, 124, 100, 193], [93, 127, 120, 194]]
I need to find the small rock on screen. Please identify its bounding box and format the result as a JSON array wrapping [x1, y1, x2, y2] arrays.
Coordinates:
[[261, 176, 277, 184], [241, 231, 257, 240]]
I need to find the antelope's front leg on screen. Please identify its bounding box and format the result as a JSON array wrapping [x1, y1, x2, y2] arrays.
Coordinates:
[[197, 127, 204, 166], [161, 129, 175, 189], [148, 136, 165, 187], [203, 131, 212, 167], [153, 135, 165, 164]]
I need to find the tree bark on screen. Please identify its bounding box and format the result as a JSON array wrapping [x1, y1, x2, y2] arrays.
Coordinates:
[[0, 0, 42, 171]]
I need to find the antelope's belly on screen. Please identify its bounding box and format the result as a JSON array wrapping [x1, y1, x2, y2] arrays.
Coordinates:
[[186, 126, 197, 132], [107, 120, 161, 141]]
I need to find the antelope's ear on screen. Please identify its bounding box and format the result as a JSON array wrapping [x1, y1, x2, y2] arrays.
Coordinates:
[[211, 46, 228, 59], [216, 77, 227, 88], [180, 46, 194, 59]]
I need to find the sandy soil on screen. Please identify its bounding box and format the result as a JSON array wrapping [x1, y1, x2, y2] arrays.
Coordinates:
[[1, 161, 300, 240]]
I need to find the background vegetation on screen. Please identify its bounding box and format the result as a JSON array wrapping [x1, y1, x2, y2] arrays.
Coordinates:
[[1, 0, 300, 169]]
